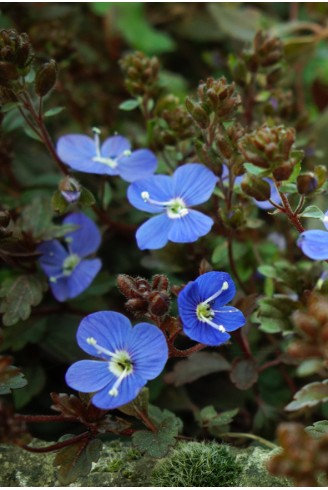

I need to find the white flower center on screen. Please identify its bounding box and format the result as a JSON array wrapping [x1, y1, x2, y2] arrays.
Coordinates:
[[141, 191, 189, 219], [195, 281, 229, 333], [50, 253, 80, 283], [86, 337, 133, 398], [92, 128, 131, 169]]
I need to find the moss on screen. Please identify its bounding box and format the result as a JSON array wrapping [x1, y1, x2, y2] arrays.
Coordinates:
[[150, 441, 241, 487], [234, 446, 291, 487]]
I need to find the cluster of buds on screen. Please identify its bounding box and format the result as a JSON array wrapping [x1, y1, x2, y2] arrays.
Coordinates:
[[117, 274, 170, 318], [120, 51, 160, 98], [288, 293, 328, 365], [268, 422, 328, 486], [153, 95, 195, 147], [0, 29, 33, 87], [186, 77, 241, 128], [239, 124, 298, 181], [231, 31, 283, 88], [252, 31, 284, 69]]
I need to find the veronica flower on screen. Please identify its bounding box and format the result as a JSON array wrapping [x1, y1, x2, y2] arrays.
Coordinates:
[[65, 311, 168, 409], [297, 211, 328, 260], [177, 271, 245, 346], [221, 164, 281, 210], [127, 164, 218, 250], [38, 212, 102, 302], [57, 129, 157, 183]]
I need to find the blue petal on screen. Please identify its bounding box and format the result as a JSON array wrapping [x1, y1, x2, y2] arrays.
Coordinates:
[[297, 230, 328, 260], [118, 149, 158, 183], [127, 323, 168, 380], [63, 212, 101, 257], [168, 210, 213, 243], [173, 164, 218, 206], [178, 281, 201, 317], [76, 311, 132, 358], [38, 240, 68, 277], [65, 258, 102, 299], [49, 258, 101, 302], [182, 316, 231, 346], [195, 271, 236, 306], [101, 135, 131, 159], [127, 175, 174, 213], [91, 371, 145, 410], [65, 360, 112, 393], [136, 214, 172, 250], [57, 134, 106, 174], [212, 306, 245, 332]]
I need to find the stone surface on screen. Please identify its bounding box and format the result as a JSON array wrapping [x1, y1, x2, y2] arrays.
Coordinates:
[[0, 439, 290, 487]]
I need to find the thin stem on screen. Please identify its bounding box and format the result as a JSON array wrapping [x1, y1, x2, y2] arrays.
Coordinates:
[[15, 414, 78, 423], [219, 432, 278, 450], [294, 194, 305, 215], [134, 408, 157, 433], [227, 235, 250, 294], [22, 432, 90, 453], [278, 190, 305, 233], [169, 342, 206, 358]]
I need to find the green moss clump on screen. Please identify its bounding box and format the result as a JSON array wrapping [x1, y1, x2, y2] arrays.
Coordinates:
[[150, 441, 241, 487]]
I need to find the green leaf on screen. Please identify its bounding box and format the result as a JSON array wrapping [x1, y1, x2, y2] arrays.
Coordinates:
[[199, 406, 239, 435], [80, 186, 96, 207], [119, 387, 149, 418], [230, 359, 259, 390], [243, 163, 268, 176], [257, 265, 278, 279], [306, 420, 328, 439], [44, 106, 65, 117], [296, 359, 324, 378], [300, 205, 325, 219], [119, 99, 140, 111], [51, 190, 69, 214], [285, 379, 328, 411], [102, 3, 175, 55], [0, 274, 48, 326], [0, 317, 47, 352], [164, 352, 230, 387], [208, 4, 265, 42], [0, 358, 27, 395], [2, 108, 25, 132], [101, 181, 112, 209], [132, 415, 180, 457], [24, 126, 43, 142], [255, 294, 299, 334], [55, 436, 102, 485], [13, 364, 46, 409]]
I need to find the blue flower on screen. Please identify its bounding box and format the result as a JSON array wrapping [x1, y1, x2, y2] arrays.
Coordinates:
[[65, 311, 168, 409], [38, 212, 102, 302], [57, 129, 157, 182], [297, 211, 328, 260], [127, 164, 218, 250], [177, 271, 245, 346]]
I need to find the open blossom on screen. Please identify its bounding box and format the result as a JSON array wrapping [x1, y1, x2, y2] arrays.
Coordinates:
[[57, 130, 157, 182], [38, 212, 102, 302], [127, 163, 218, 250], [297, 211, 328, 260], [178, 271, 245, 346], [65, 311, 168, 409]]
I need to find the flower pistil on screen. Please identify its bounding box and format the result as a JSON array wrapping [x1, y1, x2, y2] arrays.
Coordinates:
[[141, 191, 189, 219]]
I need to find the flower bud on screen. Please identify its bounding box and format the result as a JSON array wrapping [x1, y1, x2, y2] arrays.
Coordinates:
[[152, 274, 169, 291], [296, 173, 318, 195], [58, 176, 81, 204], [117, 274, 142, 299], [241, 175, 271, 201], [35, 59, 57, 97], [125, 298, 148, 316], [0, 61, 18, 85], [148, 291, 170, 317], [272, 162, 294, 181]]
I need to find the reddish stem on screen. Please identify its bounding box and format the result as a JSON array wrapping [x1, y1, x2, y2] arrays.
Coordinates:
[[22, 431, 90, 453], [15, 414, 78, 423], [168, 342, 206, 358]]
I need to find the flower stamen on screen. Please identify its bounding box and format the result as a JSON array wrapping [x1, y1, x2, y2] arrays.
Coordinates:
[[141, 192, 189, 219], [86, 337, 116, 358], [203, 281, 229, 304], [109, 368, 128, 397]]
